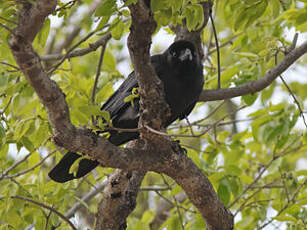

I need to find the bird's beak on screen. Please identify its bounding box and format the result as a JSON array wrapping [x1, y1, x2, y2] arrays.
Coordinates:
[[179, 48, 193, 61]]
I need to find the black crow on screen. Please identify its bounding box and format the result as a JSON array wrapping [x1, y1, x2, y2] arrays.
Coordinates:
[[49, 40, 204, 183]]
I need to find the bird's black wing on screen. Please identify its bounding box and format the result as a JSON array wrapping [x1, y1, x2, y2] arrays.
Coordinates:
[[178, 101, 198, 120], [101, 71, 138, 119], [101, 54, 163, 112]]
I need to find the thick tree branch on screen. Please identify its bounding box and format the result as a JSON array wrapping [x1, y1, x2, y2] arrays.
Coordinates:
[[126, 0, 170, 131], [95, 169, 145, 230], [170, 2, 233, 229], [16, 0, 57, 43], [199, 40, 307, 102]]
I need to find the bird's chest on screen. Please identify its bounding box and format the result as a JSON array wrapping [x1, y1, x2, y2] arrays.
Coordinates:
[[164, 76, 200, 112]]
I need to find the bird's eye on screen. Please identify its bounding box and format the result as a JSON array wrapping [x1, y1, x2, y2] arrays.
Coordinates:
[[172, 52, 177, 57]]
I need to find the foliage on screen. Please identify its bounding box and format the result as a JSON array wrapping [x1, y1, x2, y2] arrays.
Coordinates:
[[0, 0, 306, 229]]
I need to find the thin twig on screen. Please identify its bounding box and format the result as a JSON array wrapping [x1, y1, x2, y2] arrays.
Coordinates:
[[184, 116, 195, 136], [0, 153, 33, 180], [55, 0, 77, 12], [0, 22, 16, 35], [45, 210, 52, 230], [209, 9, 221, 89], [140, 186, 172, 191], [103, 126, 140, 133], [274, 36, 307, 128], [3, 150, 56, 179], [191, 100, 226, 125], [228, 141, 302, 209], [169, 115, 257, 131], [0, 97, 12, 115], [0, 16, 17, 25], [91, 45, 107, 104], [279, 76, 307, 128], [161, 174, 185, 230], [91, 44, 108, 125], [47, 30, 97, 74], [287, 33, 298, 53], [65, 180, 108, 218], [0, 61, 20, 70], [238, 199, 273, 213], [258, 178, 307, 229], [208, 33, 242, 55], [146, 105, 247, 138], [0, 137, 52, 180], [234, 179, 280, 216], [11, 195, 77, 230], [279, 168, 290, 203], [154, 190, 194, 215]]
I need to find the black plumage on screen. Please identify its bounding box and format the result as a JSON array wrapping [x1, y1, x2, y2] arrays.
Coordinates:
[[49, 40, 204, 183]]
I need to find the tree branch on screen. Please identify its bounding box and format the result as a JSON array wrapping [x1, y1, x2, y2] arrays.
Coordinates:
[[126, 0, 170, 131], [53, 0, 102, 54], [11, 195, 77, 230], [199, 40, 307, 102], [95, 169, 145, 230], [15, 0, 57, 43], [41, 33, 111, 61]]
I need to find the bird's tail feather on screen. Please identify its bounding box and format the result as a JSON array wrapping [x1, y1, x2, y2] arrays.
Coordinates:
[[48, 132, 139, 183], [48, 152, 99, 183]]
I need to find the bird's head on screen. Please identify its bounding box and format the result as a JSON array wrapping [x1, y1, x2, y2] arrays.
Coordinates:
[[166, 40, 200, 70]]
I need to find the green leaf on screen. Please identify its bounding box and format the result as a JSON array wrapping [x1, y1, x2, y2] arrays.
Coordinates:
[[242, 93, 258, 106], [270, 0, 280, 18], [234, 9, 248, 31], [123, 0, 138, 6], [183, 4, 204, 31], [111, 19, 124, 40], [78, 105, 103, 117], [68, 156, 83, 176], [0, 122, 5, 146], [234, 52, 258, 59], [96, 15, 110, 31], [225, 165, 242, 176], [95, 0, 117, 17], [100, 110, 111, 123], [14, 119, 33, 141], [273, 215, 297, 222], [35, 18, 50, 47], [296, 170, 307, 176], [141, 210, 155, 224], [217, 178, 231, 205], [151, 0, 169, 12], [21, 136, 35, 152], [221, 65, 239, 83], [170, 184, 182, 196], [124, 87, 139, 107]]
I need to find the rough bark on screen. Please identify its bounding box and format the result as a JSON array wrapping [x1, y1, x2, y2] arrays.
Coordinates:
[[126, 0, 170, 132], [95, 169, 145, 230]]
